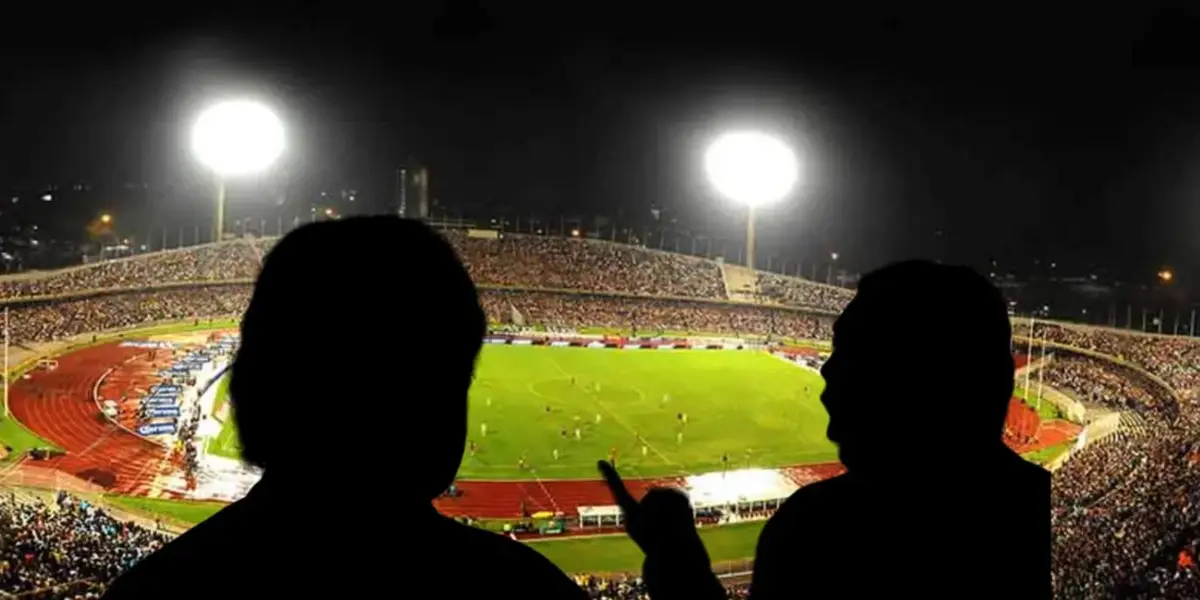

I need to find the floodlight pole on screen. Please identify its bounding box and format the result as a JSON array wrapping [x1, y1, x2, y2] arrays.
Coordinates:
[[213, 179, 226, 243], [745, 204, 757, 270]]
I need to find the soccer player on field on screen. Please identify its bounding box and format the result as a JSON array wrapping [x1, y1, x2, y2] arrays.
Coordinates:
[[642, 445, 649, 457], [468, 440, 477, 457], [545, 405, 551, 414], [608, 446, 618, 469], [481, 422, 488, 437], [595, 413, 602, 424], [677, 431, 684, 445], [560, 426, 568, 439], [574, 427, 582, 441], [553, 448, 560, 460]]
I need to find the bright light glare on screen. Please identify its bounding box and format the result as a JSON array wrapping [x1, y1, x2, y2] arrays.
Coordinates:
[[704, 131, 799, 207], [192, 100, 284, 176]]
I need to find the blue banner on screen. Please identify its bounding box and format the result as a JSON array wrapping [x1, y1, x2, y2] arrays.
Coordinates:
[[144, 406, 181, 418], [136, 422, 177, 436], [151, 384, 181, 394], [170, 365, 191, 373], [140, 396, 177, 407]]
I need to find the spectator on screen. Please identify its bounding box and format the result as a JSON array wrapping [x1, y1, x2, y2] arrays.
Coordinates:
[[103, 218, 586, 599]]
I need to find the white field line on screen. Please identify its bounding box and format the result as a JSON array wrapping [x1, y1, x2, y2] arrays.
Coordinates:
[[541, 353, 684, 471]]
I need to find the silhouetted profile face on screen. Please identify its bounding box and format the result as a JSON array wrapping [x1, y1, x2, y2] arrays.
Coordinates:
[[230, 218, 484, 502], [820, 261, 1014, 475]]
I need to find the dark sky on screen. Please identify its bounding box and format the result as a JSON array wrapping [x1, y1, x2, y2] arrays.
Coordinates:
[[4, 3, 1200, 283]]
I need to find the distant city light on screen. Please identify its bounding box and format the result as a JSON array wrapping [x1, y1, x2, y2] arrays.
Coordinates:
[[40, 194, 52, 201], [705, 131, 799, 207], [100, 214, 112, 224], [571, 229, 580, 237], [29, 239, 38, 246], [831, 252, 839, 261], [324, 208, 335, 217], [1158, 269, 1174, 283]]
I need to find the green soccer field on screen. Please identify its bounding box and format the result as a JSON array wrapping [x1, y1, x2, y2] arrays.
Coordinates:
[[203, 345, 835, 479], [461, 346, 834, 479]]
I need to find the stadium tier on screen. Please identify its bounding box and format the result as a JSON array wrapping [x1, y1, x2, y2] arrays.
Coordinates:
[[0, 233, 1199, 597]]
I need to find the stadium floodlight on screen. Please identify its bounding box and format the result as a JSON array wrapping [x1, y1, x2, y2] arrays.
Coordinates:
[[191, 100, 285, 242], [704, 131, 799, 269]]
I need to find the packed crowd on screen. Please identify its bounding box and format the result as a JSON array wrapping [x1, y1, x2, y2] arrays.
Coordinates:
[[1030, 322, 1200, 597], [0, 491, 169, 597], [7, 286, 250, 345], [481, 290, 832, 341], [447, 232, 727, 300], [1017, 321, 1200, 401], [1051, 422, 1200, 598], [756, 272, 853, 313], [0, 233, 856, 313], [1040, 355, 1177, 419], [574, 574, 749, 600], [0, 241, 269, 299]]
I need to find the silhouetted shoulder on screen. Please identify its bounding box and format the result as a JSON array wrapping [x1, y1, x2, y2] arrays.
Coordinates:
[[103, 500, 263, 598], [772, 472, 856, 523], [749, 474, 855, 600], [422, 515, 589, 600]]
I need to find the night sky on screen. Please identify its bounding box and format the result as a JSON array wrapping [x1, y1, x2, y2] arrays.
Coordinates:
[[4, 3, 1200, 285]]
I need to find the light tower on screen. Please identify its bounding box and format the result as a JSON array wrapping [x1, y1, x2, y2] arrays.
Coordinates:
[[192, 100, 285, 242], [704, 131, 799, 269]]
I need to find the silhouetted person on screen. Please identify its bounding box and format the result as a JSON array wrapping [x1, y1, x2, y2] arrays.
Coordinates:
[[105, 218, 585, 599], [603, 260, 1050, 600]]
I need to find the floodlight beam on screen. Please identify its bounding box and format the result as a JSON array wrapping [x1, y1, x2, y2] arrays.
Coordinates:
[[704, 131, 799, 269], [191, 100, 284, 241]]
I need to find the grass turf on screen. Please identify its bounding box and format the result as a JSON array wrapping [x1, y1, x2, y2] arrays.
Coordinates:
[[1012, 385, 1066, 422], [207, 345, 834, 479], [103, 494, 226, 525], [530, 520, 765, 573], [1021, 439, 1075, 465], [0, 417, 56, 460], [461, 345, 833, 479]]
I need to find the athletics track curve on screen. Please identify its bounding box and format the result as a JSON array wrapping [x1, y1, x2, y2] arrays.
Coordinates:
[[9, 343, 169, 495]]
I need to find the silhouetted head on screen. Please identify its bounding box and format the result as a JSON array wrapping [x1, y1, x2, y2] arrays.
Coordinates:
[[230, 217, 484, 502], [820, 261, 1014, 475]]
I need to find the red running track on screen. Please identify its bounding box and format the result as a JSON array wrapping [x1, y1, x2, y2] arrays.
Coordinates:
[[435, 476, 689, 518], [9, 343, 168, 495]]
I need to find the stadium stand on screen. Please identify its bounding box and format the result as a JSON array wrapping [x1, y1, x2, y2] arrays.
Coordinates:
[[4, 287, 249, 345], [2, 231, 1200, 597], [0, 491, 169, 598]]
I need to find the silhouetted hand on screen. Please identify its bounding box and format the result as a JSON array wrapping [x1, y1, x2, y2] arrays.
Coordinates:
[[598, 461, 725, 600]]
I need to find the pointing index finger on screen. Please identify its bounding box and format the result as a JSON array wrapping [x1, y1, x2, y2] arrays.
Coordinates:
[[597, 460, 638, 515]]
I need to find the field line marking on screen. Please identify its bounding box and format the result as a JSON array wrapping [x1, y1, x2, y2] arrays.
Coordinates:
[[527, 471, 562, 514], [540, 352, 685, 472]]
